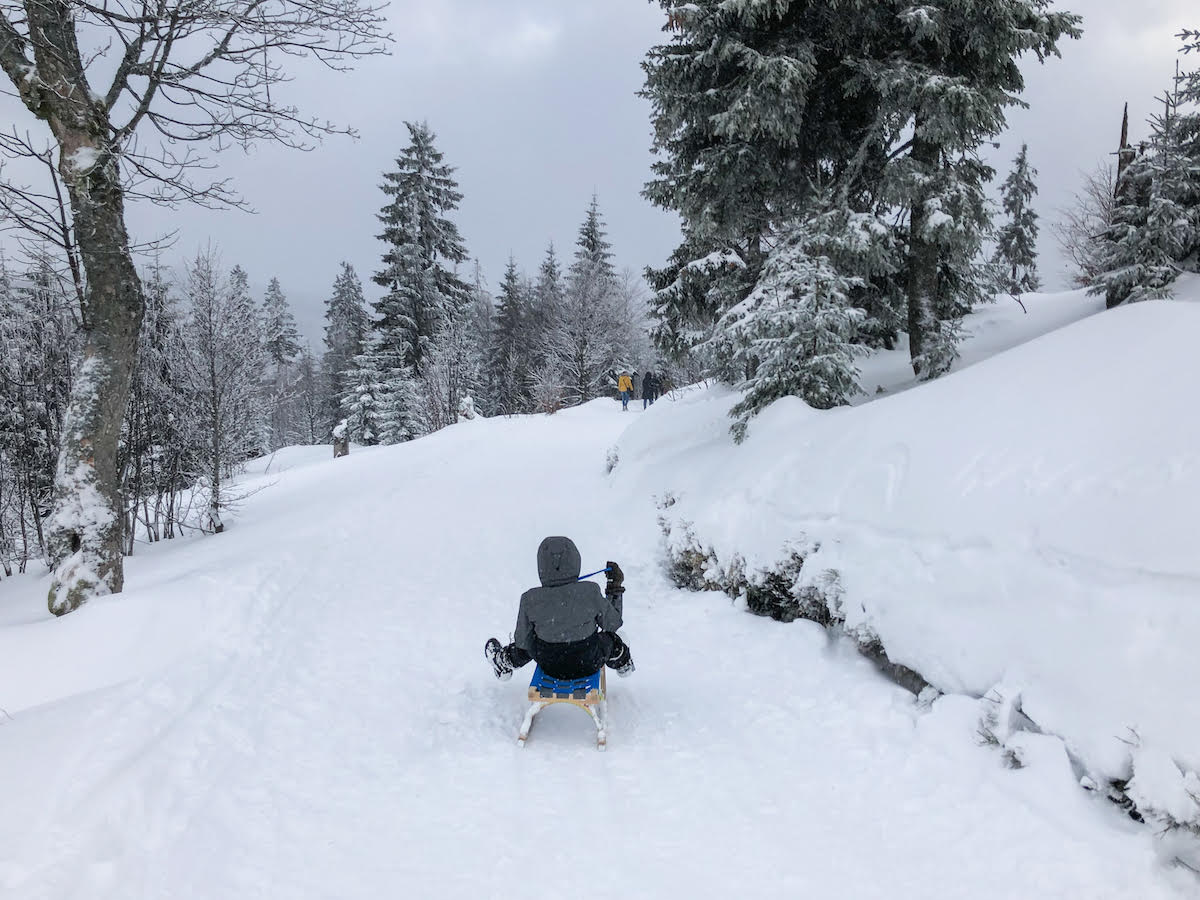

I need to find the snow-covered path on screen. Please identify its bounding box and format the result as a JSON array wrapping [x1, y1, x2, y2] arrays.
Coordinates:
[[0, 402, 1189, 899]]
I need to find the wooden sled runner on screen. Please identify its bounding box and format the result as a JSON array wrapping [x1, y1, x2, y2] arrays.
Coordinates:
[[518, 665, 608, 750]]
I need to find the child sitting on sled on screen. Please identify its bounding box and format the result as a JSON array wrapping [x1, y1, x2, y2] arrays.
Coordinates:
[[485, 536, 634, 681]]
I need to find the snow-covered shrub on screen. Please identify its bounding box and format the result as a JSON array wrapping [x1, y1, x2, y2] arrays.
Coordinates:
[[657, 498, 742, 594], [974, 686, 1043, 770], [1126, 747, 1200, 835], [743, 548, 837, 626], [659, 502, 932, 695], [529, 361, 568, 415], [457, 395, 478, 421], [661, 523, 727, 593]]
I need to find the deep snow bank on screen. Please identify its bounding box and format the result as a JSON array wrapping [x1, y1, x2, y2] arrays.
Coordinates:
[[611, 295, 1200, 839]]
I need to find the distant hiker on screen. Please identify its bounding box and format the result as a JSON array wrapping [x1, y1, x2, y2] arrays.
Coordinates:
[[642, 371, 656, 409], [485, 536, 635, 681], [617, 371, 634, 411]]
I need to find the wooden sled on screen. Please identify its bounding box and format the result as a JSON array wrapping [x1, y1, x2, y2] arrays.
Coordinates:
[[517, 665, 608, 750]]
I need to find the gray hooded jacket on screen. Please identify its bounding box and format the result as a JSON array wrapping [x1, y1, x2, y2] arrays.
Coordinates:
[[513, 536, 623, 653]]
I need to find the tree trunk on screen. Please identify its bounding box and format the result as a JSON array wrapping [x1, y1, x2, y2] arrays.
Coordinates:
[[208, 351, 225, 534], [5, 0, 148, 614], [46, 159, 145, 613], [905, 128, 940, 377]]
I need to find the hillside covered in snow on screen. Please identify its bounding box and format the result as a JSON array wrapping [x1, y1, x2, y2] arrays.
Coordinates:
[[1, 285, 1198, 898], [613, 280, 1200, 865]]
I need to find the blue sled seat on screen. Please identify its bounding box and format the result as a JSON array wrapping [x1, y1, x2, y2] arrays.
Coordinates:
[[530, 665, 603, 700]]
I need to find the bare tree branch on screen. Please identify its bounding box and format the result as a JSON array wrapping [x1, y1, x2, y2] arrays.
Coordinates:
[[0, 9, 34, 89], [1051, 162, 1116, 288]]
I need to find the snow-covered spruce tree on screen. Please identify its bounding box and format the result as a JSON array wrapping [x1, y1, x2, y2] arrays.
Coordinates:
[[1089, 33, 1200, 307], [261, 277, 302, 449], [376, 370, 426, 444], [228, 266, 270, 456], [178, 253, 269, 533], [337, 333, 427, 447], [372, 121, 471, 387], [993, 144, 1042, 295], [1091, 76, 1200, 307], [724, 247, 863, 439], [545, 197, 625, 405], [533, 244, 565, 331], [646, 236, 754, 377], [713, 208, 904, 438], [1091, 149, 1178, 307], [1181, 29, 1200, 109], [640, 0, 884, 367], [488, 257, 531, 415], [323, 262, 372, 433], [863, 1, 1079, 377], [573, 195, 617, 285], [642, 0, 1079, 391], [1178, 30, 1200, 216], [525, 249, 566, 415], [338, 338, 385, 446], [262, 277, 301, 368]]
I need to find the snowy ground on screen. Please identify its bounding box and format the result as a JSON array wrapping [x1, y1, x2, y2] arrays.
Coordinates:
[[855, 285, 1105, 399], [1, 290, 1196, 898]]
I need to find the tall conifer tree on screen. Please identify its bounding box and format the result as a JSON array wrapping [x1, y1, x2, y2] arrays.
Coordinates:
[[641, 0, 1079, 424], [550, 199, 622, 404], [1092, 73, 1200, 307], [323, 262, 371, 430], [993, 145, 1042, 295], [489, 257, 530, 415], [373, 122, 470, 377], [262, 278, 301, 367]]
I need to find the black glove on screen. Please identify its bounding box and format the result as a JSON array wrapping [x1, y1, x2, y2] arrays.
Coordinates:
[[606, 560, 625, 593]]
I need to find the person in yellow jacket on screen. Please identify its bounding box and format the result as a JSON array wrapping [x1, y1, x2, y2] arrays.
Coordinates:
[[617, 371, 634, 411]]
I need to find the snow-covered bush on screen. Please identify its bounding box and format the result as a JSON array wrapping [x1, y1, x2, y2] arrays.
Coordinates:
[[457, 395, 478, 421], [742, 548, 832, 625], [605, 446, 619, 475], [1126, 747, 1200, 835]]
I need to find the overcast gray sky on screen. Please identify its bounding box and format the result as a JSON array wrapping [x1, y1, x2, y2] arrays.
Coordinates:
[[3, 0, 1197, 343]]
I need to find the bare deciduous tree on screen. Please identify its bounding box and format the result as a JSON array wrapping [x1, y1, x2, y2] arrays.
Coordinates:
[[0, 0, 389, 614], [1051, 163, 1117, 288]]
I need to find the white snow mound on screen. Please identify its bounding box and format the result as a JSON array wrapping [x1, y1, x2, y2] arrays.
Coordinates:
[[614, 296, 1200, 815]]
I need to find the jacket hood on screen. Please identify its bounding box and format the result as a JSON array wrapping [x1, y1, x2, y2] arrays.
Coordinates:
[[537, 536, 581, 587]]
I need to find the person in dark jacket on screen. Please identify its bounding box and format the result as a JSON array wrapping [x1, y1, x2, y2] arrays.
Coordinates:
[[485, 536, 635, 680], [642, 371, 656, 409]]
